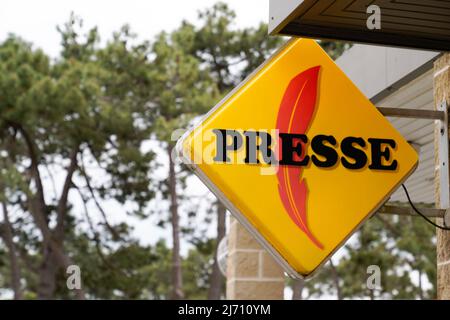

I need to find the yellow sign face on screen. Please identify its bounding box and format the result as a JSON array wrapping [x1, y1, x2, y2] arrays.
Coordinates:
[[177, 38, 418, 278]]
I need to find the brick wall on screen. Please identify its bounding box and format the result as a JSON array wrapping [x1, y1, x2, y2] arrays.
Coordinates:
[[226, 217, 285, 300]]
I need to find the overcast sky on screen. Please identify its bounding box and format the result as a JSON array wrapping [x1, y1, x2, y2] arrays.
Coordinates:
[[0, 0, 269, 57]]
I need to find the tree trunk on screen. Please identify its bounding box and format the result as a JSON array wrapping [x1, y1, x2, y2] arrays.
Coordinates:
[[38, 240, 85, 299], [36, 147, 85, 300], [37, 242, 59, 299], [292, 279, 304, 300], [207, 201, 226, 300], [1, 202, 23, 300], [13, 123, 84, 299], [418, 269, 423, 300], [168, 145, 184, 299], [329, 260, 342, 300]]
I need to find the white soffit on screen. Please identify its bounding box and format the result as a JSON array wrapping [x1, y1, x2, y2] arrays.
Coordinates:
[[335, 44, 439, 205], [269, 0, 450, 51], [377, 69, 435, 204]]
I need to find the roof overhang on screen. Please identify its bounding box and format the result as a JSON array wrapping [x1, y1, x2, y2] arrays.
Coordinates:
[[269, 0, 450, 51]]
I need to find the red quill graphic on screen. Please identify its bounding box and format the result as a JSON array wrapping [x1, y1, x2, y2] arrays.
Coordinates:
[[276, 66, 323, 250]]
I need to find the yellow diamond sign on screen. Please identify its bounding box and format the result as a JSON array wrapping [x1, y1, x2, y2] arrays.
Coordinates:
[[176, 38, 418, 278]]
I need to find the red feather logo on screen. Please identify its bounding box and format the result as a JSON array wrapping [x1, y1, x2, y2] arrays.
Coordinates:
[[276, 66, 323, 250]]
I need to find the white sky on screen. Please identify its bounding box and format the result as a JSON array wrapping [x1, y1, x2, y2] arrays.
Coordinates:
[[0, 0, 269, 58]]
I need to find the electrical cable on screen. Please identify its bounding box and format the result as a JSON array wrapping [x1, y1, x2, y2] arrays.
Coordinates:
[[401, 184, 450, 231]]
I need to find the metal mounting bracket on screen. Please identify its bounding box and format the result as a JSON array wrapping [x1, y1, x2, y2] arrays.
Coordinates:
[[376, 102, 450, 226], [379, 205, 448, 218], [437, 101, 450, 226], [377, 107, 446, 121]]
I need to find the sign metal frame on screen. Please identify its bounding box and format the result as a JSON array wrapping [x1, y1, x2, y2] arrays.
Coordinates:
[[176, 39, 421, 279]]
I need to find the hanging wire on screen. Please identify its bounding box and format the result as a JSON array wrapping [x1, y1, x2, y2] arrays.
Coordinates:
[[402, 184, 450, 231]]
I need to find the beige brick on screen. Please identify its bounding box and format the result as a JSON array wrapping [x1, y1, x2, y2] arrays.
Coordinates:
[[261, 252, 284, 278], [228, 217, 262, 250], [437, 220, 450, 263], [434, 53, 450, 300], [433, 54, 450, 109], [437, 263, 450, 300], [434, 54, 450, 72], [227, 251, 260, 278], [227, 218, 238, 249], [226, 217, 285, 300], [228, 280, 285, 300], [236, 225, 262, 250], [226, 280, 235, 300]]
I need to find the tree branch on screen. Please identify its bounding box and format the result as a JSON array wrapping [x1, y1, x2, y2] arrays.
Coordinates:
[[79, 159, 122, 241], [376, 214, 401, 237], [55, 145, 80, 241], [6, 121, 53, 243], [74, 183, 124, 276]]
